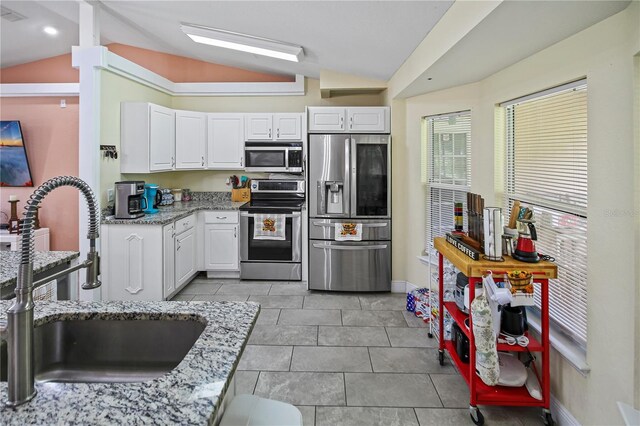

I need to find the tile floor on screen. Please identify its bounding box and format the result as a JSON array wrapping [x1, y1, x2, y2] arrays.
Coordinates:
[[173, 276, 544, 426]]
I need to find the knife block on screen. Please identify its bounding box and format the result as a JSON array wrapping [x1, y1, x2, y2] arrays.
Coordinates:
[[231, 188, 251, 202]]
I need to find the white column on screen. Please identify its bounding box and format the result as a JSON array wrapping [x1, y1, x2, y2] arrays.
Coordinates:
[[76, 2, 102, 301]]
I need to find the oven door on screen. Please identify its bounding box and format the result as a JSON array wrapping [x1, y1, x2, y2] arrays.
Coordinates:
[[240, 212, 301, 262]]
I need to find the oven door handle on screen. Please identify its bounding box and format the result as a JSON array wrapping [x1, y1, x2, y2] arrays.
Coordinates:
[[241, 212, 301, 218], [311, 221, 388, 228], [312, 243, 388, 251]]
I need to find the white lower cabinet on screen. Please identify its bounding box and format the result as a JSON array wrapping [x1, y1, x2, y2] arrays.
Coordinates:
[[203, 211, 239, 271], [103, 211, 238, 301], [163, 223, 176, 299], [175, 226, 197, 288], [102, 224, 165, 302]]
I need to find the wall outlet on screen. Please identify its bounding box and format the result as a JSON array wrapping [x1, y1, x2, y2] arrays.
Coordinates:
[[107, 189, 114, 203]]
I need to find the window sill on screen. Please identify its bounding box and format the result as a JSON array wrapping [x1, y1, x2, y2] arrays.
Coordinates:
[[526, 308, 590, 376]]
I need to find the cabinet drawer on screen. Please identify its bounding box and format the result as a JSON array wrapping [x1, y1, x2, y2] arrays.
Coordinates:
[[175, 214, 196, 233], [203, 211, 239, 224]]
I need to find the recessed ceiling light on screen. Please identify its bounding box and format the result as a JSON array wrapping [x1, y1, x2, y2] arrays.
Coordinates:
[[180, 23, 304, 63], [43, 26, 58, 36]]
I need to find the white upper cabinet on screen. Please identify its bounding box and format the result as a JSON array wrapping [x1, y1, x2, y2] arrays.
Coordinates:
[[245, 113, 273, 141], [307, 107, 346, 133], [121, 103, 176, 173], [273, 114, 303, 140], [208, 114, 245, 169], [149, 105, 176, 171], [245, 113, 303, 141], [347, 107, 388, 133], [175, 110, 207, 170], [307, 106, 390, 133]]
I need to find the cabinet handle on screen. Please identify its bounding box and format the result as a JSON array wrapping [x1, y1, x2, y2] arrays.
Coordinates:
[[216, 216, 227, 220], [240, 156, 243, 167], [171, 156, 175, 167], [234, 228, 237, 238], [349, 117, 353, 129], [277, 128, 280, 138], [177, 242, 181, 251], [201, 156, 205, 167], [268, 128, 272, 139], [340, 116, 344, 129]]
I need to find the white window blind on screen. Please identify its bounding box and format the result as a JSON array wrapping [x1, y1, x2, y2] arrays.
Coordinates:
[[504, 80, 588, 348], [425, 111, 471, 249]]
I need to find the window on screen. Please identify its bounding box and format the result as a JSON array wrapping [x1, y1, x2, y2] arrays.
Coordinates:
[[425, 111, 471, 250], [503, 80, 588, 348]]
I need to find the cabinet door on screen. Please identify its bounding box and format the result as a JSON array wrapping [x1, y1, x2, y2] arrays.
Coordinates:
[[307, 107, 346, 133], [175, 110, 207, 169], [149, 105, 176, 171], [347, 107, 388, 133], [103, 225, 164, 301], [245, 113, 273, 141], [175, 227, 196, 287], [163, 223, 176, 299], [274, 113, 302, 140], [204, 224, 239, 271], [208, 114, 245, 169]]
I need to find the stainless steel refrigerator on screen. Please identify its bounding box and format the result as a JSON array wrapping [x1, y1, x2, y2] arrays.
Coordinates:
[[308, 134, 391, 292]]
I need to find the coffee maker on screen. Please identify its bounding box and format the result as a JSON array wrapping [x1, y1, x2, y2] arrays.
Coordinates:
[[513, 218, 540, 263], [115, 181, 146, 219]]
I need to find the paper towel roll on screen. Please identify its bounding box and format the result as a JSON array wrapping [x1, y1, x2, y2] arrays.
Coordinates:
[[483, 207, 503, 261]]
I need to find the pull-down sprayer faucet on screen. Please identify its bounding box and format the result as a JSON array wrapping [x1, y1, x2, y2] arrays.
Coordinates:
[[1, 176, 101, 407]]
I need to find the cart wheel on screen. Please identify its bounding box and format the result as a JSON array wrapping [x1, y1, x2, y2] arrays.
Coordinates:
[[469, 407, 484, 425], [428, 332, 434, 338], [543, 411, 555, 426], [438, 350, 445, 366]]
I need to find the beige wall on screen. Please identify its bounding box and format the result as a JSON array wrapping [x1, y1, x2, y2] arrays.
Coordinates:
[[398, 3, 640, 424], [100, 70, 172, 205]]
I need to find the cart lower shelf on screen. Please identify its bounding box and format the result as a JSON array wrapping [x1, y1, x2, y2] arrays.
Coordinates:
[[443, 340, 546, 407]]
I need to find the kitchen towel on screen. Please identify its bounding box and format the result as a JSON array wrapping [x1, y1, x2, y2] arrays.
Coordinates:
[[334, 223, 363, 241], [254, 214, 286, 240]]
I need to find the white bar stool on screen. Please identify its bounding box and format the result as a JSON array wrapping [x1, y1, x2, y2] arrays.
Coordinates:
[[219, 394, 303, 426]]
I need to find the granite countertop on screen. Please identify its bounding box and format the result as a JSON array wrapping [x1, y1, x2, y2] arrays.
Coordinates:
[[102, 200, 246, 226], [0, 300, 260, 425], [0, 251, 80, 290]]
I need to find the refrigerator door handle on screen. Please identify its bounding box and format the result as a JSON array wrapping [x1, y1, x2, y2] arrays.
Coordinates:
[[312, 243, 388, 251], [350, 137, 357, 217], [345, 138, 351, 216]]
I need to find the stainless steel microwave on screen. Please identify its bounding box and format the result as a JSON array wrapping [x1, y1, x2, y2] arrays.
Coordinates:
[[244, 142, 303, 173]]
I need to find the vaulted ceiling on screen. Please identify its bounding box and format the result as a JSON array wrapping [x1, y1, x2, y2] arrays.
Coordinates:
[[0, 1, 632, 97]]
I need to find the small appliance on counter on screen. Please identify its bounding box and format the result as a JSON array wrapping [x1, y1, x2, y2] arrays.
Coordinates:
[[143, 183, 161, 214], [115, 181, 146, 219], [513, 218, 540, 263]]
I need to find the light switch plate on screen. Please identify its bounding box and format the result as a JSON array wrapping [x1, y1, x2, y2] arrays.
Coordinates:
[[107, 189, 114, 203]]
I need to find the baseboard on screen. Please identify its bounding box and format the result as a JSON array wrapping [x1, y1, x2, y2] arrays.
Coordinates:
[[551, 394, 581, 426], [391, 280, 422, 293], [391, 280, 406, 293]]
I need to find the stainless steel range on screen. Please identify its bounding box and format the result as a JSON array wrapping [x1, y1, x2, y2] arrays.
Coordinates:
[[240, 179, 305, 281]]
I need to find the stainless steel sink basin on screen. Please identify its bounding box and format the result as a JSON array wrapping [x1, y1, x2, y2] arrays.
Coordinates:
[[1, 319, 205, 383]]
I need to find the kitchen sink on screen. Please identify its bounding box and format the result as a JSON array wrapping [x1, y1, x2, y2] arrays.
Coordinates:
[[0, 319, 205, 383]]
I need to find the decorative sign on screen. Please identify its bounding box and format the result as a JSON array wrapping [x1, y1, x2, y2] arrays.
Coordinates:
[[445, 233, 481, 261]]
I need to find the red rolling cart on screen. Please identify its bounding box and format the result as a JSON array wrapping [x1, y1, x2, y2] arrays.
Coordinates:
[[433, 237, 558, 426]]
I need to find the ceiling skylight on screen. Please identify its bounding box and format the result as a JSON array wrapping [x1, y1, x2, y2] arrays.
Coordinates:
[[180, 23, 304, 63]]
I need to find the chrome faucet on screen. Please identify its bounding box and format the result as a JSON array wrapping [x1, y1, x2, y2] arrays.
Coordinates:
[[1, 176, 101, 407]]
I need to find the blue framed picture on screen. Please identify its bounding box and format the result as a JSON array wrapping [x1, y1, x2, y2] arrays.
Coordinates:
[[1, 120, 34, 187]]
